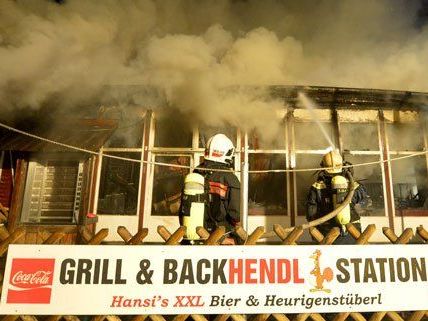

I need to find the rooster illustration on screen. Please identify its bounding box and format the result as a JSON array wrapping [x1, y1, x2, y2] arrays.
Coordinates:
[[309, 249, 333, 293]]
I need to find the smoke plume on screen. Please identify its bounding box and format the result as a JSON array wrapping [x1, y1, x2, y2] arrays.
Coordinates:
[[1, 0, 427, 142]]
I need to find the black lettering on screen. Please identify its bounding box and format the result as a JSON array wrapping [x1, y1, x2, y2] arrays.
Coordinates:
[[136, 259, 153, 284], [180, 259, 195, 284], [322, 297, 331, 305], [375, 258, 387, 282], [101, 259, 113, 284], [397, 258, 410, 282], [388, 258, 396, 282], [115, 259, 126, 284], [264, 295, 275, 306], [163, 259, 178, 284], [197, 259, 210, 284], [213, 259, 227, 284], [363, 259, 378, 282], [411, 258, 427, 281], [336, 258, 350, 283], [355, 294, 362, 305], [93, 259, 101, 284], [76, 259, 92, 284], [60, 259, 75, 284], [350, 258, 362, 282]]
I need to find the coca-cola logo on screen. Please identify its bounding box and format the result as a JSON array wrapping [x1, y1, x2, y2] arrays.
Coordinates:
[[11, 270, 52, 288], [7, 258, 55, 304]]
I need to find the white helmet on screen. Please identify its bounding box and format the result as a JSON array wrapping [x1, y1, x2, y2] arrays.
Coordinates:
[[204, 134, 235, 164]]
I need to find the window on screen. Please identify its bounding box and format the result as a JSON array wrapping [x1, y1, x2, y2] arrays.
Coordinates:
[[341, 123, 379, 151], [154, 110, 193, 147], [339, 110, 385, 216], [294, 121, 335, 150], [248, 128, 286, 150], [249, 154, 287, 215], [390, 156, 428, 214], [105, 119, 144, 148], [387, 113, 428, 216], [21, 159, 83, 224], [295, 154, 321, 216], [344, 154, 385, 216], [293, 110, 335, 216], [151, 155, 190, 216], [97, 153, 141, 215], [387, 122, 424, 151]]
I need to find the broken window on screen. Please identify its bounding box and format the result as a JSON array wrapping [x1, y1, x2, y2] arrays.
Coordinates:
[[343, 154, 385, 216], [294, 112, 335, 217], [151, 155, 190, 216], [339, 110, 384, 216], [21, 158, 83, 224], [249, 154, 287, 215], [295, 154, 321, 217], [97, 153, 140, 215], [387, 115, 428, 215], [390, 155, 428, 214]]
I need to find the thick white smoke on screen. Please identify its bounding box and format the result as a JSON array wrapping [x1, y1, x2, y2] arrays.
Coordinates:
[[0, 0, 427, 142]]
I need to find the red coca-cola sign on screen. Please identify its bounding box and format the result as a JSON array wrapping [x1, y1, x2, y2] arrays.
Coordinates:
[[7, 258, 55, 304]]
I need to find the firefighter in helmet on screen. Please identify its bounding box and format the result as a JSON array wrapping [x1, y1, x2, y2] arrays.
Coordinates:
[[180, 133, 241, 244], [306, 149, 371, 244]]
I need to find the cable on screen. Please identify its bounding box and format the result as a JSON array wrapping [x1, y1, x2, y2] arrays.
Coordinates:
[[1, 121, 427, 173], [0, 121, 412, 240]]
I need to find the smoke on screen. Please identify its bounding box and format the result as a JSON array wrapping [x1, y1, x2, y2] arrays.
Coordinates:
[[1, 0, 428, 143]]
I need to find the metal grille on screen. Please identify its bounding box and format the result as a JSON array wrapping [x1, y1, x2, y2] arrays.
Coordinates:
[[22, 159, 83, 224]]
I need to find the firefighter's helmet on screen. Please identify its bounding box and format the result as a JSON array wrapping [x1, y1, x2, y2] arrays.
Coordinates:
[[204, 134, 235, 165], [321, 149, 343, 174]]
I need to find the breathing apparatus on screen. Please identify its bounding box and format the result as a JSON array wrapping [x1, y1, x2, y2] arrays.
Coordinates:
[[180, 173, 207, 241]]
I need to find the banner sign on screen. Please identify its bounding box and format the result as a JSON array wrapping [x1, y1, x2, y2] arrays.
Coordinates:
[[0, 244, 427, 315]]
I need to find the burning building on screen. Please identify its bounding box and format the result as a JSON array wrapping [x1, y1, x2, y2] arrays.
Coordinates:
[[1, 1, 428, 243], [1, 85, 428, 243]]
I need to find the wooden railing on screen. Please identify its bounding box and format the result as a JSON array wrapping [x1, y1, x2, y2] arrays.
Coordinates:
[[0, 223, 427, 321]]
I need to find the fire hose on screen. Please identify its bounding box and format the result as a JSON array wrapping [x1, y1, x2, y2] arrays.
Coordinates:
[[254, 171, 356, 240]]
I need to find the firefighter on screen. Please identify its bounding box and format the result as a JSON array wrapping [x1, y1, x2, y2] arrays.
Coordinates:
[[180, 133, 241, 244], [306, 149, 371, 244]]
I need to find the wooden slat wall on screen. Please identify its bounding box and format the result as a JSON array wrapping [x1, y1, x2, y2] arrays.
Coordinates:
[[0, 223, 427, 321]]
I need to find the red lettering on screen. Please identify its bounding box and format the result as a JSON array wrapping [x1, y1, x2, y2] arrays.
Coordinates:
[[260, 259, 275, 284], [277, 259, 291, 283], [228, 258, 305, 284], [293, 259, 304, 283], [245, 259, 257, 284], [228, 259, 243, 284]]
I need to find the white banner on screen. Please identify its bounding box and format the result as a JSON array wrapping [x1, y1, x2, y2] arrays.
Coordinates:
[[0, 244, 427, 315]]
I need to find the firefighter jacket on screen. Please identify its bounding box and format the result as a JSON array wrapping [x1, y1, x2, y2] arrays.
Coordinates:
[[306, 170, 370, 235], [194, 160, 241, 232]]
